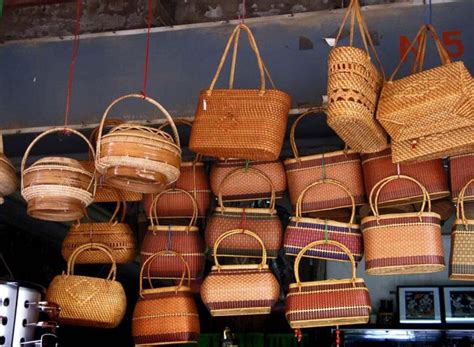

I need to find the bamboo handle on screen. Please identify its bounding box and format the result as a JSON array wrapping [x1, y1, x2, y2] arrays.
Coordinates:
[[149, 188, 199, 228], [289, 107, 327, 161], [67, 243, 117, 281], [457, 178, 474, 227]]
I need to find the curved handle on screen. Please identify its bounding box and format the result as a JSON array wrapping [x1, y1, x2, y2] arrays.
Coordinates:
[[217, 167, 276, 210], [290, 107, 327, 161], [149, 188, 198, 228], [88, 119, 123, 160], [296, 178, 356, 224], [139, 250, 191, 297], [212, 229, 267, 270], [294, 240, 356, 287], [102, 186, 127, 224], [21, 127, 96, 191], [457, 178, 474, 228], [67, 243, 117, 281], [95, 94, 181, 161], [157, 118, 193, 131]]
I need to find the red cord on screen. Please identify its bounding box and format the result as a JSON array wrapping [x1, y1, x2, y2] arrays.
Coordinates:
[[240, 207, 247, 230], [141, 0, 153, 98]]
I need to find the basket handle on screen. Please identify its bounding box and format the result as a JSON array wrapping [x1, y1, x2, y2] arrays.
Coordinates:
[[289, 107, 327, 161], [67, 243, 117, 281], [87, 119, 124, 160], [139, 250, 191, 297], [95, 94, 180, 161], [457, 178, 474, 228], [21, 127, 96, 192], [294, 239, 356, 288], [295, 178, 356, 224], [101, 186, 127, 224], [212, 229, 267, 270], [0, 134, 4, 154], [217, 167, 276, 211], [157, 119, 202, 163], [149, 188, 199, 229]]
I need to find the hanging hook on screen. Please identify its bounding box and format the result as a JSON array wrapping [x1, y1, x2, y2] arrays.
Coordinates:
[[396, 163, 401, 178], [425, 0, 433, 25], [244, 160, 250, 172], [321, 153, 327, 180], [239, 0, 246, 24]]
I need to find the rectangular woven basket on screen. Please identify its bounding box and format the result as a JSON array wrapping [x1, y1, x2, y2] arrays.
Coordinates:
[[449, 153, 474, 202]]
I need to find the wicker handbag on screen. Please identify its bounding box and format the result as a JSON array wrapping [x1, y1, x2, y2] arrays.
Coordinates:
[[284, 108, 366, 212], [141, 189, 205, 280], [449, 179, 474, 280], [201, 229, 280, 316], [62, 189, 136, 264], [189, 23, 291, 161], [0, 134, 17, 204], [46, 243, 127, 328], [286, 240, 371, 328], [21, 127, 95, 222], [132, 250, 200, 346], [361, 147, 449, 207], [96, 94, 182, 194], [284, 179, 363, 262], [327, 0, 386, 153], [361, 175, 445, 275], [449, 153, 474, 202], [205, 167, 283, 258], [377, 24, 474, 163], [210, 159, 286, 201]]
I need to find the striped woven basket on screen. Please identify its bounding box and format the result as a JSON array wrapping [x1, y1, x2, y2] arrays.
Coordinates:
[[133, 250, 200, 346], [206, 167, 282, 258], [0, 134, 17, 204], [284, 108, 366, 213], [210, 159, 286, 201], [361, 147, 449, 207], [201, 229, 280, 316], [286, 240, 371, 328], [361, 175, 445, 275], [141, 189, 205, 280], [284, 179, 363, 262], [449, 153, 474, 202], [449, 179, 474, 280]]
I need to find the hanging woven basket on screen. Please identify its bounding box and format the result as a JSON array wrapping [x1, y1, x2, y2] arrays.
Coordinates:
[[0, 134, 17, 204]]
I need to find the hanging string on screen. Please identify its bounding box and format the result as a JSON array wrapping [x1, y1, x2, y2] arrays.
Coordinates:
[[425, 0, 432, 25], [167, 225, 172, 251], [141, 0, 153, 98], [239, 0, 246, 23], [63, 0, 82, 129]]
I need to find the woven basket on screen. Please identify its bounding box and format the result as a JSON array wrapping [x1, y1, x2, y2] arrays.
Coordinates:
[[189, 23, 291, 161], [96, 94, 182, 193], [62, 188, 136, 264], [327, 0, 386, 153], [377, 24, 473, 162], [449, 153, 474, 202], [132, 250, 200, 346], [284, 179, 363, 262], [46, 243, 127, 328], [0, 134, 17, 204], [286, 240, 371, 328], [361, 147, 449, 207], [21, 127, 95, 222], [449, 179, 474, 280], [141, 189, 205, 280], [210, 159, 286, 201], [201, 229, 280, 316], [361, 175, 445, 275]]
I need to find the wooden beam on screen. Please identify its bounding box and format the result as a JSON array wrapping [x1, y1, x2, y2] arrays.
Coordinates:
[[4, 0, 74, 7]]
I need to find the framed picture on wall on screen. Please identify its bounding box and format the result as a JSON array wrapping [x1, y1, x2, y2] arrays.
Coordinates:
[[398, 287, 442, 324], [443, 287, 474, 323]]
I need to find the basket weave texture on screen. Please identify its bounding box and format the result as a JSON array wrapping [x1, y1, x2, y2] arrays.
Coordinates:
[[0, 135, 17, 203], [449, 153, 474, 202]]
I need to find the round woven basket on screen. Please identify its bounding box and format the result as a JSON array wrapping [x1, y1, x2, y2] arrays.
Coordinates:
[[0, 152, 17, 205], [96, 94, 182, 194], [21, 128, 95, 222]]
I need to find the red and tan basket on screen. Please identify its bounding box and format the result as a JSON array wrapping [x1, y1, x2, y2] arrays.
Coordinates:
[[206, 167, 282, 258], [361, 147, 449, 207], [449, 153, 474, 202], [286, 240, 371, 328], [132, 250, 200, 346], [284, 179, 363, 262], [361, 175, 445, 275], [141, 189, 205, 280], [201, 229, 280, 316]]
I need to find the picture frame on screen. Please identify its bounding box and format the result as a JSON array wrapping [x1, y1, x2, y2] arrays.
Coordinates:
[[398, 286, 442, 324], [443, 287, 474, 323]]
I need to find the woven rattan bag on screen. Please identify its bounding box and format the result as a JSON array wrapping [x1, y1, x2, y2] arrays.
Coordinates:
[[21, 127, 95, 222], [377, 24, 474, 163], [190, 23, 291, 161], [284, 179, 363, 262], [286, 240, 371, 328], [284, 108, 366, 212], [141, 189, 205, 280], [132, 250, 200, 346], [449, 153, 474, 202], [361, 175, 445, 275], [46, 243, 126, 328], [205, 167, 282, 258], [96, 94, 182, 193], [0, 134, 17, 204], [450, 179, 474, 280], [327, 0, 386, 153], [62, 189, 136, 264], [361, 147, 449, 207], [201, 229, 280, 316]]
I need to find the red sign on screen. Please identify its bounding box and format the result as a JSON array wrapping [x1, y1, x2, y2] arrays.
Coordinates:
[[399, 30, 464, 60]]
